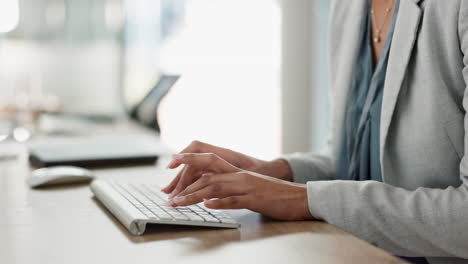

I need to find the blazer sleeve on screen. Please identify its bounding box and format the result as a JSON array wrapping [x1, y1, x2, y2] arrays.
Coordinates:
[[280, 145, 335, 184], [304, 4, 468, 258]]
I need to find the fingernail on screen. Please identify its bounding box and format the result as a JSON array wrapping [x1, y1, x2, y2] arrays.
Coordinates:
[[171, 196, 186, 204], [172, 154, 184, 160], [203, 199, 212, 205]]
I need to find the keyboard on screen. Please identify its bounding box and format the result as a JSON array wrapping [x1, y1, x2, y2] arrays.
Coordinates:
[[90, 180, 240, 235]]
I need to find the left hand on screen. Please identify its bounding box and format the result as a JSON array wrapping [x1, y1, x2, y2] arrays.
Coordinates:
[[167, 153, 314, 221]]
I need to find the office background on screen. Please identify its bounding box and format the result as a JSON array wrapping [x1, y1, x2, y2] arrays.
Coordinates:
[[0, 0, 330, 160]]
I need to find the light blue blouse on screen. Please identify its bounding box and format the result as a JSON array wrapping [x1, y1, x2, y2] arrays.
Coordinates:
[[337, 0, 400, 182]]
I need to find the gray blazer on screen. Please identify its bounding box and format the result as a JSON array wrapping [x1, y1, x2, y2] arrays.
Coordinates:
[[282, 0, 468, 263]]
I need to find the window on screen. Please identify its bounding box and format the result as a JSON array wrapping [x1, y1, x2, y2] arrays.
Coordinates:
[[0, 0, 281, 159], [156, 0, 282, 159]]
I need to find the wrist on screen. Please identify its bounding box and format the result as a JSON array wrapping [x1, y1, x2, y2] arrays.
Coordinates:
[[283, 183, 314, 220], [265, 159, 293, 181], [245, 158, 293, 181], [296, 184, 314, 220]]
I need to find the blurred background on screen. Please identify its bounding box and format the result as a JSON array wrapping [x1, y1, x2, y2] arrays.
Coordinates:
[[0, 0, 330, 160]]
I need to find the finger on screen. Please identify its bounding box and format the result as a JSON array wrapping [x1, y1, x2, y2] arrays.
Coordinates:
[[161, 172, 181, 193], [163, 165, 209, 194], [170, 165, 199, 198], [168, 182, 247, 207], [172, 153, 241, 173], [167, 140, 206, 169], [204, 196, 249, 210], [176, 172, 241, 198], [167, 141, 235, 169], [167, 165, 189, 197]]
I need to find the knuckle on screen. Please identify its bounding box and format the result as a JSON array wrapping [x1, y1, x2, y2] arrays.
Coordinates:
[[229, 197, 240, 206], [201, 174, 211, 184], [210, 183, 222, 194], [191, 140, 204, 149]]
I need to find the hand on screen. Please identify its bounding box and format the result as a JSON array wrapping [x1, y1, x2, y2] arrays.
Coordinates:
[[162, 140, 293, 198], [166, 153, 313, 221]]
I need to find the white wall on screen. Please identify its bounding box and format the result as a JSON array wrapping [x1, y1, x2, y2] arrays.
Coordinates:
[[310, 0, 331, 152], [281, 0, 330, 154]]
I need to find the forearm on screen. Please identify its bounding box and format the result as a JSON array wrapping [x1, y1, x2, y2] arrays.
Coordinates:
[[249, 159, 294, 182], [251, 152, 337, 183]]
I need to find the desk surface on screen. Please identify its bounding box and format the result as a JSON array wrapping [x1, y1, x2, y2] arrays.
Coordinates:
[[0, 143, 405, 264]]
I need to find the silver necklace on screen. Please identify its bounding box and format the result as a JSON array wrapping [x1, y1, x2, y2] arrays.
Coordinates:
[[371, 1, 393, 43]]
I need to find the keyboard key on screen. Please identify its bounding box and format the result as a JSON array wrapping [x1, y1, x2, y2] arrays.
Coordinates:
[[203, 217, 220, 223], [177, 208, 192, 213], [187, 215, 204, 222], [158, 215, 173, 221], [182, 212, 197, 216], [220, 218, 237, 224], [172, 214, 189, 221], [146, 215, 160, 220], [198, 212, 212, 217]]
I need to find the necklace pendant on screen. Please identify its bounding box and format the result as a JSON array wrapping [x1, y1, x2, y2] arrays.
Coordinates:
[[373, 36, 380, 43]]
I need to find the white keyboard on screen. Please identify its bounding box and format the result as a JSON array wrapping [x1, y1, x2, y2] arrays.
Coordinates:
[[90, 180, 240, 235]]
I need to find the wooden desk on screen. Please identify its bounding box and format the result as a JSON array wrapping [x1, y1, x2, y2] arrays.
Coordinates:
[[0, 143, 405, 264]]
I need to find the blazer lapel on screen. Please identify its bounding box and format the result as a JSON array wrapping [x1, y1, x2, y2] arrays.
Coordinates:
[[380, 0, 422, 178]]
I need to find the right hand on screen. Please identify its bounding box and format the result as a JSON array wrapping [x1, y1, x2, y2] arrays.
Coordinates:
[[165, 153, 313, 221], [161, 140, 292, 198]]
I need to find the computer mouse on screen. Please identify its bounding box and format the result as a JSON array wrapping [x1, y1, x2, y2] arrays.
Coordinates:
[[27, 166, 95, 188]]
